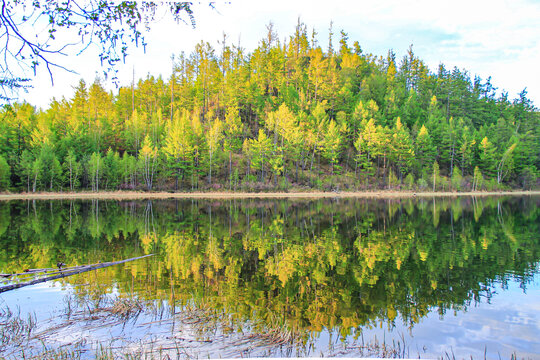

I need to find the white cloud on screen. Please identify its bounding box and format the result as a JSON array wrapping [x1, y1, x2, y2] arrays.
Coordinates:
[[19, 0, 540, 108]]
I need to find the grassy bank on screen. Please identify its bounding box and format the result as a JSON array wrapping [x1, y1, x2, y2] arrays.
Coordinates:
[[0, 190, 539, 201]]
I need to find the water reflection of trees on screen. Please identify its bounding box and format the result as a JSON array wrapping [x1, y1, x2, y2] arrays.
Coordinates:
[[0, 197, 539, 337]]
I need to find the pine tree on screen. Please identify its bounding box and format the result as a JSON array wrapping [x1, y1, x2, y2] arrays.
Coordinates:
[[415, 124, 435, 174], [478, 137, 496, 179], [390, 117, 415, 180]]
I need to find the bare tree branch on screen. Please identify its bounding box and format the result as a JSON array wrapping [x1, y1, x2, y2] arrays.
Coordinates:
[[0, 1, 196, 102]]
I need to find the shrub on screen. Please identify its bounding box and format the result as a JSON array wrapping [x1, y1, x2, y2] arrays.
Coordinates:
[[388, 170, 399, 189], [473, 166, 484, 191], [520, 166, 538, 190], [404, 173, 415, 190], [417, 178, 428, 190], [451, 171, 462, 191], [439, 176, 449, 191]]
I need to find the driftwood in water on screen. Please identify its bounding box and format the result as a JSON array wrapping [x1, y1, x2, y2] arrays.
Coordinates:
[[0, 254, 154, 294]]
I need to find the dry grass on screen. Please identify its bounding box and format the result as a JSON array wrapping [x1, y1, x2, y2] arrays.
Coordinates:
[[0, 190, 538, 201], [0, 294, 367, 359], [0, 305, 37, 352], [0, 294, 534, 360]]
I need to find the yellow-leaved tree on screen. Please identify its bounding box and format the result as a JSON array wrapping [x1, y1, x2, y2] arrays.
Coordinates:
[[163, 109, 194, 190], [223, 106, 244, 188], [205, 117, 223, 185]]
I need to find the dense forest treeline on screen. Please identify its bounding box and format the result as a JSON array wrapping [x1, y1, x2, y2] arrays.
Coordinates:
[[0, 22, 539, 192]]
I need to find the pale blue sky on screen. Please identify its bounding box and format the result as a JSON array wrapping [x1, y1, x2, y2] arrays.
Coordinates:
[[21, 0, 540, 108]]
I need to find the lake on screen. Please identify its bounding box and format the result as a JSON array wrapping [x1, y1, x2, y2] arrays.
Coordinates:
[[0, 196, 539, 359]]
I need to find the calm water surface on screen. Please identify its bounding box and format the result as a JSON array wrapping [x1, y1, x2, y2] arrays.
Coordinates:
[[0, 196, 539, 358]]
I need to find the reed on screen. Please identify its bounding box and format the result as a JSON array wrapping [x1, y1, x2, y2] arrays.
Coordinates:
[[0, 294, 533, 360]]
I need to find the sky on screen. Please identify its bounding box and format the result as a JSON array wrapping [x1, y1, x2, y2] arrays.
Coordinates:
[[17, 0, 540, 109]]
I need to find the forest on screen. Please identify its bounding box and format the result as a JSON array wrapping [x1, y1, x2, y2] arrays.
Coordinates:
[[0, 22, 538, 193]]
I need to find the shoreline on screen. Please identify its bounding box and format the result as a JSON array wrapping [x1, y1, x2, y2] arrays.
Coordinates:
[[0, 190, 539, 200]]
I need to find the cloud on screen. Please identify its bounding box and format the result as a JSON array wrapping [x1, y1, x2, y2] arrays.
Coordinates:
[[19, 0, 540, 107]]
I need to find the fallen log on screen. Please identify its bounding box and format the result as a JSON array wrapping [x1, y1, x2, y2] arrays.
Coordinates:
[[0, 254, 154, 294], [6, 264, 98, 279]]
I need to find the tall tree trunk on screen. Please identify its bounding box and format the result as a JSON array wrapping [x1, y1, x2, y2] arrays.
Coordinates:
[[450, 139, 455, 176], [208, 150, 212, 185], [69, 165, 73, 191], [175, 166, 180, 191], [309, 146, 315, 187]]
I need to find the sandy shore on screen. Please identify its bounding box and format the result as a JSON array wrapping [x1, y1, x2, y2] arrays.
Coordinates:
[[0, 190, 539, 200]]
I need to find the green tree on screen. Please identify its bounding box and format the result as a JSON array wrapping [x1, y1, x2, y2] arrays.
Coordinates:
[[322, 120, 345, 175], [121, 153, 138, 189], [38, 144, 62, 191], [354, 119, 377, 181], [458, 127, 476, 176], [390, 117, 415, 180], [451, 171, 463, 191], [432, 161, 440, 191], [205, 117, 223, 185], [478, 137, 496, 179], [31, 158, 42, 193], [0, 154, 10, 190], [103, 149, 121, 189], [126, 109, 146, 156], [415, 124, 435, 174], [19, 150, 34, 192], [496, 143, 517, 184], [63, 149, 81, 191], [88, 152, 103, 192], [248, 130, 272, 182], [472, 166, 483, 191], [269, 145, 284, 186]]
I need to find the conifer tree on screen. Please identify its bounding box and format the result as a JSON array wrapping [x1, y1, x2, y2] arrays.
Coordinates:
[[479, 137, 496, 179], [390, 117, 415, 180], [415, 124, 436, 175], [163, 109, 195, 190]]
